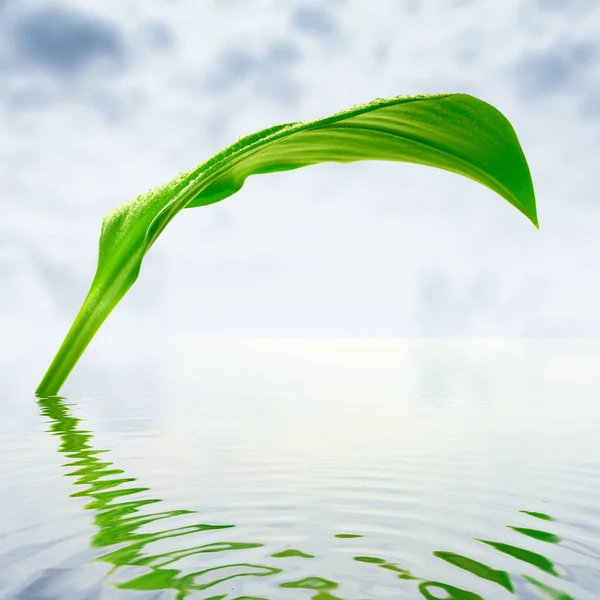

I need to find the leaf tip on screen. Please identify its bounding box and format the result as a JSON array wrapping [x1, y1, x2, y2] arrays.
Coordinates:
[[526, 202, 539, 229]]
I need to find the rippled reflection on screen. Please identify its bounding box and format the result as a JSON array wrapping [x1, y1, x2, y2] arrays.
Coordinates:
[[39, 395, 582, 599], [39, 396, 284, 596]]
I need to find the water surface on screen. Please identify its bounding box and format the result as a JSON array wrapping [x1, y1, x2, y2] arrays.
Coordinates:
[[1, 340, 599, 599]]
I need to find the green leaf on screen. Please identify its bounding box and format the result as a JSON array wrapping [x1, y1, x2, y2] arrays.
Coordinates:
[[433, 551, 514, 592], [36, 92, 537, 395], [522, 575, 575, 600], [478, 539, 559, 576], [520, 510, 554, 522], [509, 526, 561, 544]]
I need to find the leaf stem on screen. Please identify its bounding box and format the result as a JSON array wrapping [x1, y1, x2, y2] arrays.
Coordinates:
[[36, 290, 112, 396]]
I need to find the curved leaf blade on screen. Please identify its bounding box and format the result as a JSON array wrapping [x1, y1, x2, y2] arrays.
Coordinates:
[[36, 92, 537, 396], [188, 93, 536, 222]]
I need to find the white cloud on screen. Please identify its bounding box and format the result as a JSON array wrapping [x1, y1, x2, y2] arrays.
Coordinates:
[[1, 0, 600, 392]]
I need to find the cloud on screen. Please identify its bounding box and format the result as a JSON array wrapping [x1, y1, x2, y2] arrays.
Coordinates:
[[453, 29, 483, 65], [514, 42, 596, 97], [534, 0, 596, 12], [2, 0, 600, 367], [138, 21, 174, 51], [535, 0, 569, 8], [205, 39, 302, 103], [292, 5, 336, 37], [410, 270, 495, 336], [0, 6, 165, 119], [7, 6, 125, 76], [401, 0, 422, 14], [207, 49, 257, 91]]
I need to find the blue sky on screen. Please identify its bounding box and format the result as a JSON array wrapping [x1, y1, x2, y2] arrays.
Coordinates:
[[1, 1, 600, 386]]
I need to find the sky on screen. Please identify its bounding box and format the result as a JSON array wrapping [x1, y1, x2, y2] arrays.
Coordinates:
[[1, 0, 600, 388]]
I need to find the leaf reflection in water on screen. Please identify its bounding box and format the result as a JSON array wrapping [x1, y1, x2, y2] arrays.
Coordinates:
[[38, 396, 282, 597], [38, 395, 576, 599]]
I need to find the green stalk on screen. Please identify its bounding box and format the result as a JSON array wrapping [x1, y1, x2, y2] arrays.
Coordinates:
[[36, 254, 141, 396], [36, 290, 115, 396]]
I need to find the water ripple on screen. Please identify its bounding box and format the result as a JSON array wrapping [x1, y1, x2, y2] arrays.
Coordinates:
[[0, 394, 594, 600]]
